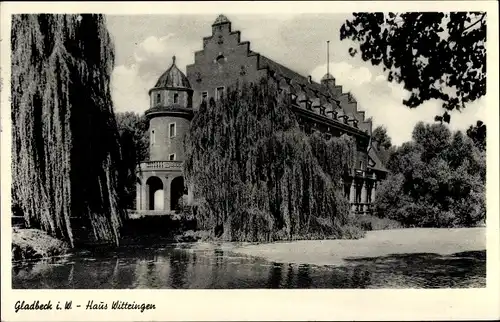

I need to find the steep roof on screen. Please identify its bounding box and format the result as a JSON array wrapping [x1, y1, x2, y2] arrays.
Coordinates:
[[259, 55, 327, 98], [153, 56, 191, 89], [368, 143, 388, 173]]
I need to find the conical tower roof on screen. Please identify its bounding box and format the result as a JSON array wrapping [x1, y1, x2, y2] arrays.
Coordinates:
[[153, 56, 191, 89]]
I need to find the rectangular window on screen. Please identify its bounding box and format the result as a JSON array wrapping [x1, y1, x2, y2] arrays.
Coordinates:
[[173, 93, 179, 104], [306, 101, 312, 110], [169, 123, 176, 138], [151, 130, 155, 145], [169, 154, 176, 161], [156, 93, 161, 104], [201, 91, 208, 104], [216, 87, 225, 101]]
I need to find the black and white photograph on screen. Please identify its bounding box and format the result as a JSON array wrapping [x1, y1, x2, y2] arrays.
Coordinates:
[[1, 1, 499, 321]]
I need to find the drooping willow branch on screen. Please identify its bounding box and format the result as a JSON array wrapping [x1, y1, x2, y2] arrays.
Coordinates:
[[184, 80, 357, 242], [11, 14, 126, 247]]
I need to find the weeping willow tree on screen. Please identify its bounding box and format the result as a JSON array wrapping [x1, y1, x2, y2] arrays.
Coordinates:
[[184, 79, 357, 242], [11, 14, 125, 247]]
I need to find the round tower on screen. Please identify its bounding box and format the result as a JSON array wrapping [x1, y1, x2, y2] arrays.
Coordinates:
[[145, 56, 194, 162]]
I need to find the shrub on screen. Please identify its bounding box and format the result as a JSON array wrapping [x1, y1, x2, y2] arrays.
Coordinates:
[[357, 215, 402, 231], [375, 122, 486, 228]]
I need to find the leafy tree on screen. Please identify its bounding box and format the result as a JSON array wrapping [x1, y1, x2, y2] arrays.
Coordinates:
[[374, 122, 485, 227], [184, 80, 360, 242], [11, 14, 125, 247], [372, 126, 392, 150], [115, 112, 149, 209], [340, 12, 486, 122], [371, 125, 394, 165], [466, 120, 486, 151]]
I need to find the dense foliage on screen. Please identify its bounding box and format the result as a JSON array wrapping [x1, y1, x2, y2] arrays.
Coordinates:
[[374, 122, 486, 227], [115, 112, 149, 209], [372, 126, 392, 150], [340, 12, 486, 122], [371, 125, 394, 165], [11, 14, 125, 247], [184, 80, 359, 242], [467, 120, 487, 152]]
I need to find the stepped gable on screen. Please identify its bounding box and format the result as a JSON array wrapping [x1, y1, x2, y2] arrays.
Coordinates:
[[186, 13, 372, 136]]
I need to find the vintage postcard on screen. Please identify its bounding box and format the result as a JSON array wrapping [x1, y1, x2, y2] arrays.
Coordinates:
[[1, 1, 499, 321]]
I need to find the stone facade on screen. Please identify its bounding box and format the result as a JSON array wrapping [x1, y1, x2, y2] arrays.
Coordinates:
[[136, 14, 388, 214]]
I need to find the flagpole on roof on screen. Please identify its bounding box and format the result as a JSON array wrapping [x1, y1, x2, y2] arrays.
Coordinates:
[[327, 40, 330, 76]]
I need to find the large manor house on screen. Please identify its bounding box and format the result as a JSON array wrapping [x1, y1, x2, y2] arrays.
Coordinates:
[[136, 14, 388, 215]]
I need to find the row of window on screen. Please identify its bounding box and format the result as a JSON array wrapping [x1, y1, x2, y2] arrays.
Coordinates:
[[201, 86, 225, 104], [150, 123, 177, 151], [155, 92, 180, 105], [153, 88, 226, 106]]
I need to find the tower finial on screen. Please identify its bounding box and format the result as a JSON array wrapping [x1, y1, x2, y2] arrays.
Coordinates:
[[172, 55, 176, 65]]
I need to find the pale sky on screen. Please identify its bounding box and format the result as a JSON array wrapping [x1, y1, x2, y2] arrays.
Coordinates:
[[106, 13, 487, 146]]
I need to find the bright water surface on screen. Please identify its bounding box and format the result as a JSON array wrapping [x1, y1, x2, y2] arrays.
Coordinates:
[[12, 245, 485, 289]]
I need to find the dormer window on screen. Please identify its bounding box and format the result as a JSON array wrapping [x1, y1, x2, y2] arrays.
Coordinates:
[[290, 94, 297, 105], [320, 107, 326, 116], [306, 101, 312, 110], [173, 93, 179, 104]]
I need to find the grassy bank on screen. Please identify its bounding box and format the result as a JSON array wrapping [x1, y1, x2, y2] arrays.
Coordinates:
[[12, 227, 70, 261], [231, 227, 486, 266]]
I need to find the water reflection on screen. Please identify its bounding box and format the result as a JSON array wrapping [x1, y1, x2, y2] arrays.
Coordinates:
[[11, 247, 486, 289]]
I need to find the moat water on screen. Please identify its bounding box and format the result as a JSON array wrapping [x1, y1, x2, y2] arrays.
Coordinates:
[[12, 245, 486, 289]]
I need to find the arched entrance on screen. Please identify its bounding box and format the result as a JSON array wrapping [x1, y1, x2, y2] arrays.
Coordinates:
[[170, 176, 186, 211], [146, 176, 164, 210], [136, 177, 142, 210]]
